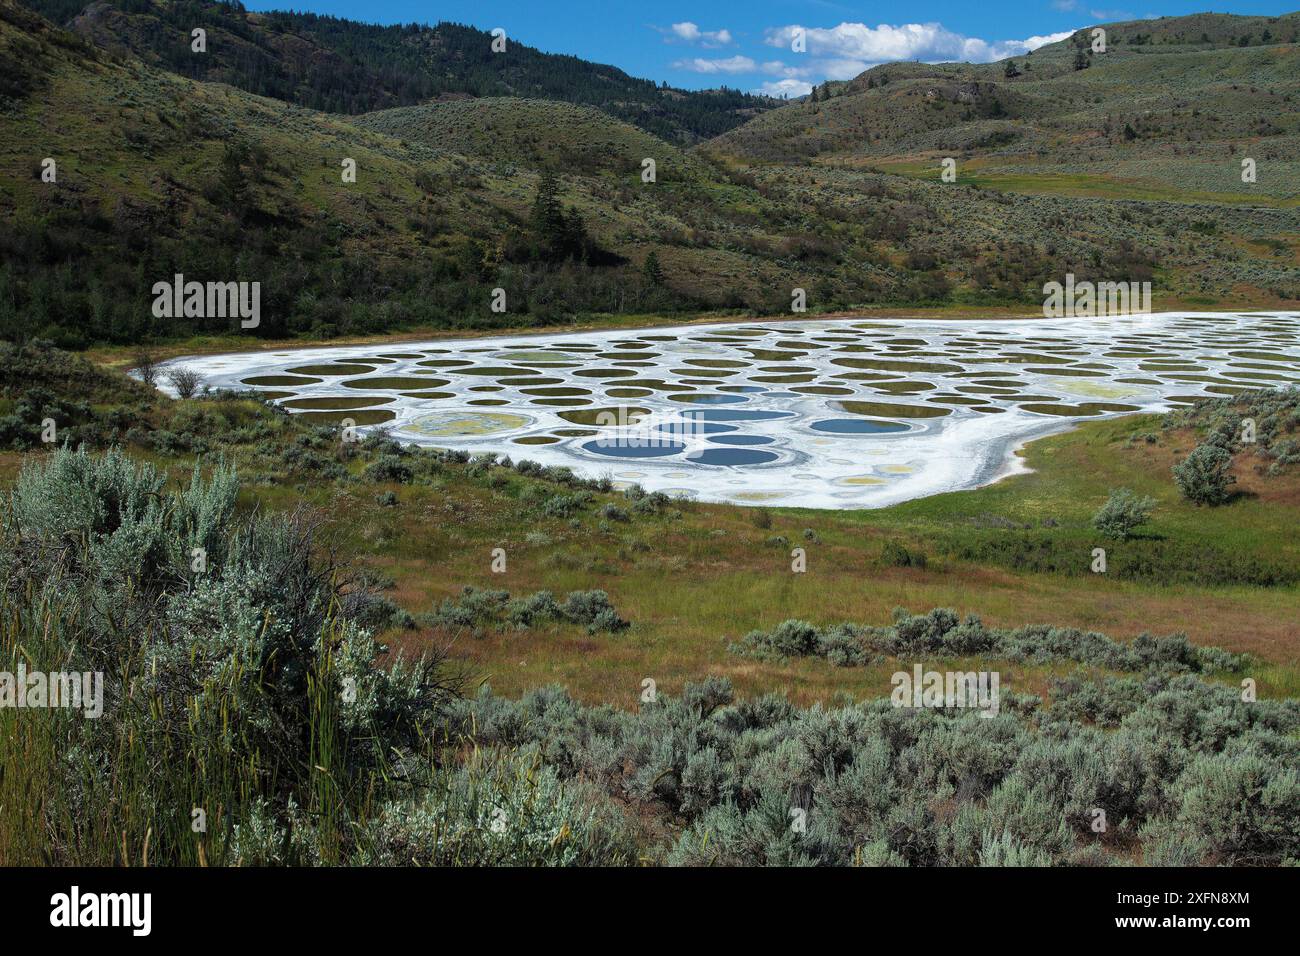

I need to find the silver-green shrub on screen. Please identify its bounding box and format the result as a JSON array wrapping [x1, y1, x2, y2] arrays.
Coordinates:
[[1173, 443, 1236, 505], [1, 445, 454, 865], [450, 670, 1299, 866], [729, 607, 1240, 673], [1092, 487, 1156, 539]]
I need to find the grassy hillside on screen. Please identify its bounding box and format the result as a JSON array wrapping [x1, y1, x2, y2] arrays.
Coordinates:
[[356, 98, 702, 176], [0, 0, 546, 345], [706, 14, 1300, 208], [19, 0, 774, 142], [694, 13, 1300, 310], [1, 1, 1297, 353]]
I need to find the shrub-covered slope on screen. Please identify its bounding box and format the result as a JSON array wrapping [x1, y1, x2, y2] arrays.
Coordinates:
[[20, 0, 774, 142], [1, 2, 1296, 348], [706, 12, 1300, 193]]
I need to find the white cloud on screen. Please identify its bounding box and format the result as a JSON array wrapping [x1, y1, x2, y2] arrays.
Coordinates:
[[819, 57, 878, 79], [673, 55, 757, 74], [1022, 31, 1075, 50], [667, 22, 734, 47], [758, 78, 816, 98], [763, 21, 1075, 65], [760, 59, 813, 78]]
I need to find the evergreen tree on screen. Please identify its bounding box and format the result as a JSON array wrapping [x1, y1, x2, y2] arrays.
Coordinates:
[[643, 251, 664, 285], [528, 172, 596, 263], [217, 142, 250, 216], [531, 171, 564, 239], [530, 171, 567, 260], [561, 208, 590, 261]]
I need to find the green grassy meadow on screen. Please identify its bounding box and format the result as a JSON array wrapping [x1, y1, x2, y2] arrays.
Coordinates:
[[13, 351, 1292, 709], [336, 409, 1300, 705]]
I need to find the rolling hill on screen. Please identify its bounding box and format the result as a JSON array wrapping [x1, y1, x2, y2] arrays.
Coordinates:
[[0, 0, 1296, 350], [354, 98, 704, 177], [704, 14, 1300, 206], [17, 0, 775, 142]]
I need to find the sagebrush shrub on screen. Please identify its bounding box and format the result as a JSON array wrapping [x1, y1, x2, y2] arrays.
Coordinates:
[[729, 608, 1240, 674], [449, 671, 1300, 866], [356, 748, 639, 866], [1, 446, 455, 865], [427, 586, 628, 634], [1092, 487, 1155, 539], [1173, 443, 1235, 505]]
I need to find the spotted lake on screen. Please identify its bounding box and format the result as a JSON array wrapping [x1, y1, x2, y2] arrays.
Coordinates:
[[159, 312, 1300, 508]]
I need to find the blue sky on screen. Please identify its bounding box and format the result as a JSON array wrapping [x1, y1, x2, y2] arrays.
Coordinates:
[[244, 2, 1297, 96]]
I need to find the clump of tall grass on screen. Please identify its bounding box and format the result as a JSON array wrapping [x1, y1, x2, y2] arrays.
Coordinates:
[[0, 445, 456, 865]]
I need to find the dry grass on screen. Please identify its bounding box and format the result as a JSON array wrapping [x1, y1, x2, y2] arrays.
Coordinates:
[[319, 417, 1300, 707]]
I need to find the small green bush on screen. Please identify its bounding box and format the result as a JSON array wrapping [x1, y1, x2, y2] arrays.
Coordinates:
[[364, 454, 413, 484], [427, 586, 628, 634], [1173, 443, 1235, 505], [1092, 487, 1155, 539], [882, 540, 927, 568]]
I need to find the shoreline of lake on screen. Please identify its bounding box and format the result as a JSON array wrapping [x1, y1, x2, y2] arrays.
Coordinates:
[[154, 311, 1300, 509]]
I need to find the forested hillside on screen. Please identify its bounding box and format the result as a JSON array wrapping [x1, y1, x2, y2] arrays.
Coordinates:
[[0, 1, 1296, 349], [17, 0, 774, 141]]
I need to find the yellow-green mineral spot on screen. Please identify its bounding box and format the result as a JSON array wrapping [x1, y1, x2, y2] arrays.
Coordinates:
[[407, 411, 532, 437]]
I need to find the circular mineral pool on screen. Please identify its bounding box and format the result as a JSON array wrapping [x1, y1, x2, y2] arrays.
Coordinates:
[[406, 411, 532, 437], [668, 393, 747, 404], [581, 440, 685, 458], [810, 419, 910, 434], [686, 448, 779, 466], [708, 434, 774, 445], [655, 421, 737, 435], [691, 409, 793, 422]]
